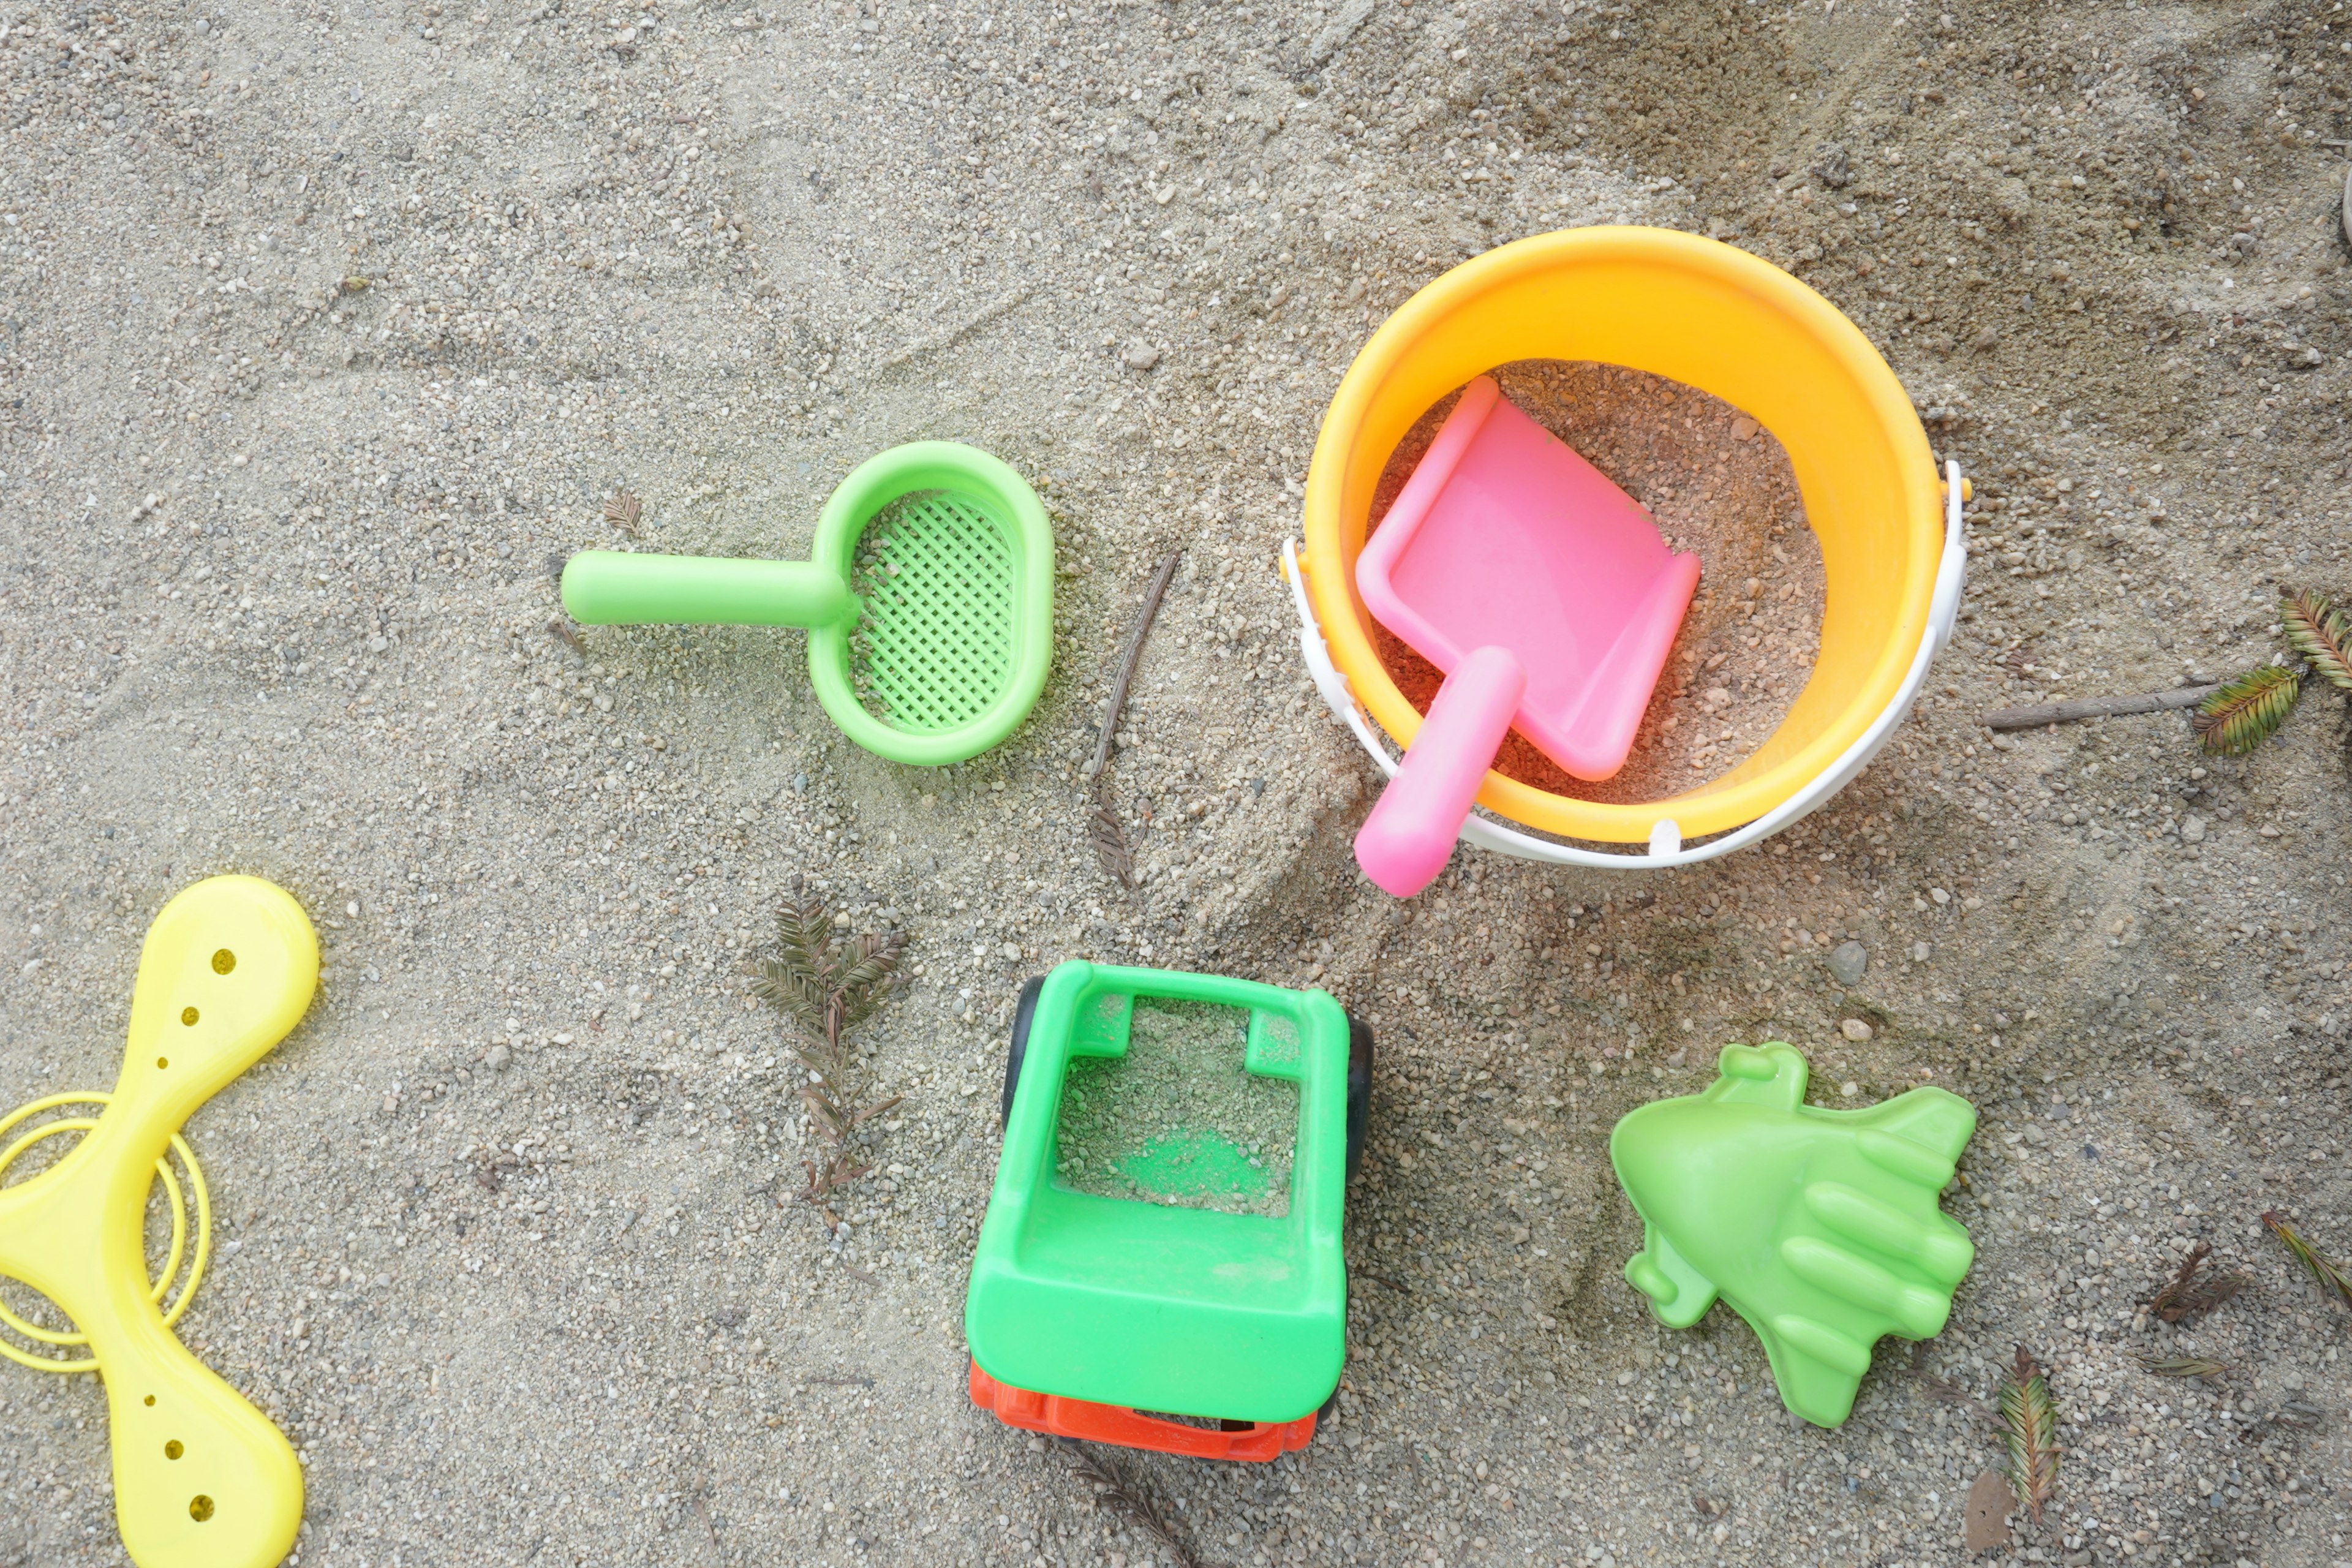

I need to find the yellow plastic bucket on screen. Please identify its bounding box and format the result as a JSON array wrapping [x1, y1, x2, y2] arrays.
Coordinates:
[[1287, 226, 1966, 867]]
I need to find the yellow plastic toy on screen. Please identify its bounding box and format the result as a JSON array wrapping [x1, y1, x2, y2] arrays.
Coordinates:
[[1285, 225, 1969, 868], [0, 876, 315, 1568]]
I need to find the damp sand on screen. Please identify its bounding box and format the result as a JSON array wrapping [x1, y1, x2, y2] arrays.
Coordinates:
[[1055, 998, 1297, 1217], [1369, 361, 1826, 802]]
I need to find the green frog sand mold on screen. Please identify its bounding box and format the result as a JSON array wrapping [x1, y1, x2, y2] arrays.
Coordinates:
[[1610, 1042, 1977, 1428]]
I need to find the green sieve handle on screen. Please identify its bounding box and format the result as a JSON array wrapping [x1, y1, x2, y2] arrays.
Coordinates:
[[560, 551, 857, 629]]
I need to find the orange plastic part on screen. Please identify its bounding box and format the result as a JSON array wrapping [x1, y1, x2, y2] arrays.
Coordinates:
[[967, 1361, 1317, 1463]]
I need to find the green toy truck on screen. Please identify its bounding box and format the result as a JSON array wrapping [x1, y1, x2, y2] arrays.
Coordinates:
[[963, 962, 1370, 1460]]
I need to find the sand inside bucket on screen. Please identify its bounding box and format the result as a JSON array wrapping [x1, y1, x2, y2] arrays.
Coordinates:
[[1054, 997, 1297, 1217], [1369, 361, 1826, 802]]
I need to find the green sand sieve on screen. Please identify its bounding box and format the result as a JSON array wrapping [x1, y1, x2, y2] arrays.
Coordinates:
[[560, 442, 1054, 766]]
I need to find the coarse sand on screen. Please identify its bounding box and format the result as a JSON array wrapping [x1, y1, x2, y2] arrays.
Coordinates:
[[1056, 996, 1298, 1216], [2, 1, 2348, 1564]]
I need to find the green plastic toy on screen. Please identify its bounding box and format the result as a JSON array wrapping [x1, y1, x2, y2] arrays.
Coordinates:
[[560, 441, 1054, 766], [1608, 1042, 1976, 1428], [966, 963, 1369, 1430]]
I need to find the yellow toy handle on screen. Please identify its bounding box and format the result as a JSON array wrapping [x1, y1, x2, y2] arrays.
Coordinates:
[[0, 1098, 211, 1369], [0, 877, 316, 1568]]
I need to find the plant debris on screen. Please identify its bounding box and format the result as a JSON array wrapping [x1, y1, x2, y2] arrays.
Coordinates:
[[2193, 663, 2303, 756], [2133, 1354, 2231, 1379], [1056, 1439, 1203, 1568], [750, 882, 908, 1206], [2002, 589, 2346, 750], [1089, 793, 1134, 890], [2146, 1240, 2250, 1324], [1920, 1371, 1996, 1429], [1090, 551, 1181, 783], [2263, 1209, 2352, 1315], [605, 488, 644, 533], [2239, 1401, 2328, 1443], [1086, 551, 1180, 889], [1997, 1346, 2061, 1528], [2282, 589, 2352, 691], [1982, 682, 2221, 733]]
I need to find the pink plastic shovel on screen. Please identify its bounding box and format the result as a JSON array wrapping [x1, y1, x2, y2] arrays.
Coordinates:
[[1352, 375, 1701, 897]]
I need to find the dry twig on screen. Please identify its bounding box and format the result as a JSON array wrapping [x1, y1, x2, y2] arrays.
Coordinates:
[[1057, 1440, 1203, 1568], [1090, 551, 1181, 781], [750, 883, 907, 1204], [2147, 1240, 2251, 1324], [1997, 1346, 2061, 1527], [1086, 551, 1180, 888], [1983, 682, 2221, 732], [548, 616, 589, 657]]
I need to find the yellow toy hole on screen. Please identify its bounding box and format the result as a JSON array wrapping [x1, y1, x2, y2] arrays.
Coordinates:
[[189, 1496, 214, 1523], [144, 1395, 156, 1407], [165, 1439, 184, 1460], [180, 1007, 198, 1027], [156, 1058, 169, 1071], [211, 948, 236, 974]]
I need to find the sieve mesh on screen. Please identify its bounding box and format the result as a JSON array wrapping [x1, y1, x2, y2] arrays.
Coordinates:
[[849, 489, 1018, 734]]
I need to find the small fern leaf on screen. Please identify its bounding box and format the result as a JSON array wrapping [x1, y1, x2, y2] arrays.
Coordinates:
[[2193, 664, 2302, 755], [1997, 1346, 2062, 1526], [2282, 590, 2352, 692]]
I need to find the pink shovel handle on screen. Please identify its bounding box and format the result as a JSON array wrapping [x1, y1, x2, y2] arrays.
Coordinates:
[[1354, 645, 1526, 898]]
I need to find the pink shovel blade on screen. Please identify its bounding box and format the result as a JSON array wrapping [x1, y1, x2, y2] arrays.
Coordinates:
[[1356, 375, 1700, 782]]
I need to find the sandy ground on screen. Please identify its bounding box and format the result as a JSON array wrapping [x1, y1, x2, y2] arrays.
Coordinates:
[[3, 2, 2352, 1567]]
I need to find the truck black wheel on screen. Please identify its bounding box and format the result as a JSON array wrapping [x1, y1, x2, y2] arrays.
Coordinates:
[[1001, 974, 1046, 1128], [1344, 1012, 1374, 1181]]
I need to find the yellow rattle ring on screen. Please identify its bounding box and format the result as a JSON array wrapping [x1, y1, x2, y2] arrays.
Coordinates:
[[0, 1092, 211, 1373]]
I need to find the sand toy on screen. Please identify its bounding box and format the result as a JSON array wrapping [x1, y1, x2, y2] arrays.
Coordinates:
[[1286, 225, 1968, 872], [0, 876, 316, 1568], [562, 441, 1054, 766], [1352, 374, 1700, 895], [966, 963, 1370, 1460], [1609, 1042, 1977, 1428]]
